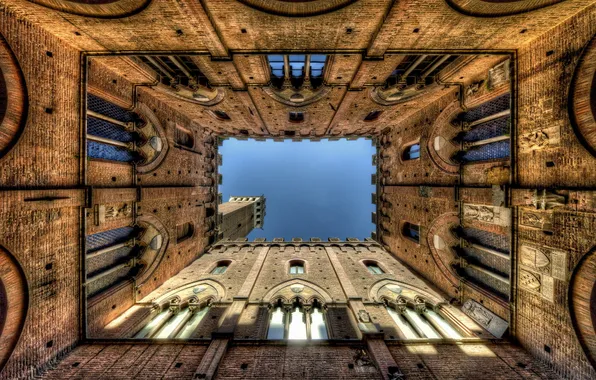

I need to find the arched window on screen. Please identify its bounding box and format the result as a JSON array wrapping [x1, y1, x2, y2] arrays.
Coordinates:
[[364, 110, 382, 121], [176, 222, 194, 243], [289, 112, 304, 123], [211, 261, 230, 274], [267, 54, 327, 89], [402, 222, 420, 243], [385, 300, 462, 340], [175, 125, 194, 148], [289, 261, 305, 274], [134, 302, 210, 339], [213, 110, 231, 121], [267, 300, 328, 340], [402, 143, 421, 160], [365, 261, 384, 274]]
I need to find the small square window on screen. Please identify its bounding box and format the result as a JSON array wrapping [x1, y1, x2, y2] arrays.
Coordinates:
[[289, 112, 304, 123]]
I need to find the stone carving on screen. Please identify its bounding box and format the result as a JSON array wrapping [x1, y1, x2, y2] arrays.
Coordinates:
[[519, 125, 560, 153], [519, 242, 566, 280], [465, 80, 484, 97], [519, 269, 554, 302], [463, 204, 511, 227], [520, 245, 550, 269], [531, 189, 566, 210], [461, 299, 508, 338], [193, 286, 207, 294], [519, 209, 553, 231], [290, 285, 304, 294], [104, 206, 118, 218], [463, 205, 494, 222], [386, 285, 402, 294], [519, 130, 549, 151], [520, 270, 541, 291], [358, 310, 371, 323], [354, 349, 374, 367], [120, 203, 132, 216], [487, 59, 510, 90]]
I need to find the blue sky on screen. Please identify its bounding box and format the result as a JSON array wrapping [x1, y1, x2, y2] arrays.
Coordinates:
[[218, 138, 376, 240]]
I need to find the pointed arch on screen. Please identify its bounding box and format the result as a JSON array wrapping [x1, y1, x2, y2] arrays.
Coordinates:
[[0, 245, 28, 372], [262, 279, 333, 304]]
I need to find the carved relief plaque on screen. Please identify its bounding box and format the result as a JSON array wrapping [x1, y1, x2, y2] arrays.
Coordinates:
[[519, 209, 553, 231], [487, 59, 510, 90], [462, 299, 508, 338], [519, 242, 567, 281], [518, 125, 561, 153], [463, 204, 511, 227], [519, 269, 554, 302]]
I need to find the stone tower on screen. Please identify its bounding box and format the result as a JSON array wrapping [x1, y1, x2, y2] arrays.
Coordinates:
[[218, 196, 266, 239]]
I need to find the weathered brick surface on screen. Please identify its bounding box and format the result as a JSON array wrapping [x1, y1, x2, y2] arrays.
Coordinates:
[[0, 190, 84, 379], [1, 0, 596, 379], [40, 343, 208, 379]]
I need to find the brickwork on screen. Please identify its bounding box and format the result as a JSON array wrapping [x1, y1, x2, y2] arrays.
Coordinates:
[[1, 0, 596, 378]]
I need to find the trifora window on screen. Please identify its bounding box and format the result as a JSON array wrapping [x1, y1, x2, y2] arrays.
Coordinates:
[[134, 298, 210, 339], [267, 299, 328, 340], [385, 297, 462, 340]]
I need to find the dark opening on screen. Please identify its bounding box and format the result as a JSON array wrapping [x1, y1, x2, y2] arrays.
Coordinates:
[[213, 110, 231, 120], [364, 110, 382, 121], [289, 112, 304, 123]]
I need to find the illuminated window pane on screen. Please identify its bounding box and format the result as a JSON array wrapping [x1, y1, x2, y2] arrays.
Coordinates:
[[289, 263, 304, 274], [176, 307, 209, 339], [288, 307, 307, 340], [424, 309, 461, 339], [211, 263, 229, 274], [289, 55, 306, 77], [406, 308, 440, 339], [310, 307, 328, 340], [403, 143, 420, 160], [366, 263, 384, 274], [134, 309, 170, 338], [267, 306, 285, 339], [386, 307, 419, 339], [155, 309, 188, 339]]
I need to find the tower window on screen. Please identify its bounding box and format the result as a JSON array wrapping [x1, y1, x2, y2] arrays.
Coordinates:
[[176, 222, 194, 243], [365, 261, 384, 274], [267, 300, 328, 340], [289, 112, 304, 123], [175, 125, 194, 149], [402, 222, 420, 243], [267, 54, 327, 89], [211, 261, 230, 274], [213, 110, 231, 121], [364, 110, 382, 121], [289, 261, 305, 274], [403, 143, 421, 160]]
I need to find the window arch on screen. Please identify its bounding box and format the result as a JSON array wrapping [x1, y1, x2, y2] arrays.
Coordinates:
[[289, 260, 305, 274], [402, 222, 420, 243], [364, 260, 384, 274], [212, 110, 231, 121], [211, 261, 230, 274], [175, 125, 194, 149], [176, 222, 194, 243], [267, 299, 328, 340], [402, 143, 421, 160], [364, 110, 382, 121], [385, 298, 463, 340]]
